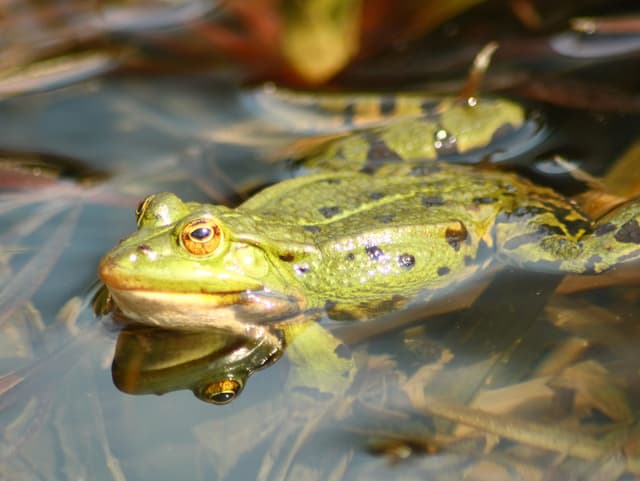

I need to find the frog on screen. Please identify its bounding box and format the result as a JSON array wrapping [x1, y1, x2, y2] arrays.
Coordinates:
[[97, 94, 640, 401], [98, 162, 640, 328]]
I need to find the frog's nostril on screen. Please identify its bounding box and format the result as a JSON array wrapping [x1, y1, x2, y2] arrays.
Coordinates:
[[137, 244, 152, 254], [137, 244, 158, 261]]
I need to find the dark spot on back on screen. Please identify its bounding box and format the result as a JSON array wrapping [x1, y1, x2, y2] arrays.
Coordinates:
[[279, 253, 294, 262], [365, 245, 384, 260], [380, 96, 396, 116], [346, 252, 355, 261], [334, 344, 352, 359], [364, 132, 402, 162], [614, 219, 640, 244], [319, 206, 341, 219], [324, 178, 342, 185], [397, 253, 415, 269], [422, 195, 445, 207], [437, 266, 450, 276], [473, 196, 497, 204], [594, 222, 616, 237], [369, 191, 385, 200], [445, 223, 468, 251], [303, 225, 321, 233]]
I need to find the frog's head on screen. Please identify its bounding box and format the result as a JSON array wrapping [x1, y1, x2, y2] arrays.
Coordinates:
[[98, 193, 301, 330]]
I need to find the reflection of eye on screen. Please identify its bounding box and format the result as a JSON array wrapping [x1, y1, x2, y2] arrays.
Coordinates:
[[135, 195, 155, 225], [181, 219, 221, 256], [199, 379, 242, 405]]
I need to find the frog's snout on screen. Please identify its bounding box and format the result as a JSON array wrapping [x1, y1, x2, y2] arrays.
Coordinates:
[[98, 249, 137, 290]]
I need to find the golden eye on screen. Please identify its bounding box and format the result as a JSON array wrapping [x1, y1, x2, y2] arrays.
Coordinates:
[[199, 379, 242, 405], [135, 195, 155, 225], [181, 218, 221, 256]]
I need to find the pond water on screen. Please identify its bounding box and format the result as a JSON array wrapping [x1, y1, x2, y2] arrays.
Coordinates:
[[1, 69, 640, 481]]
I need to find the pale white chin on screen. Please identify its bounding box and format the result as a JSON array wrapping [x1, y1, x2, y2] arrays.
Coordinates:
[[108, 288, 301, 335]]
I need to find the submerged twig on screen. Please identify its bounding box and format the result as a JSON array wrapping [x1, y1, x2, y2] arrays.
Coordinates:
[[408, 392, 639, 474], [459, 42, 499, 104]]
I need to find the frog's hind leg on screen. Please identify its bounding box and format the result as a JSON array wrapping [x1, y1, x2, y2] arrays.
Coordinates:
[[573, 198, 640, 273], [535, 199, 640, 274], [496, 199, 640, 274]]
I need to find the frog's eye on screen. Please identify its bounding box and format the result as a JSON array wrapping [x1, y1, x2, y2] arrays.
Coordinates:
[[198, 379, 242, 405], [181, 218, 221, 256], [135, 195, 155, 225]]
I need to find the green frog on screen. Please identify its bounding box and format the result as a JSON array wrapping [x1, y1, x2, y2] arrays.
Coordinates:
[[98, 94, 640, 398], [99, 164, 640, 327]]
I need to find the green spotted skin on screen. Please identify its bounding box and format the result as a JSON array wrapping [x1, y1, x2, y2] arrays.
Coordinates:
[[100, 159, 640, 325], [301, 97, 526, 172], [252, 89, 529, 170]]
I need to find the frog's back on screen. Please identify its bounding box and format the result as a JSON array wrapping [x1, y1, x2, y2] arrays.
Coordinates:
[[237, 162, 581, 316]]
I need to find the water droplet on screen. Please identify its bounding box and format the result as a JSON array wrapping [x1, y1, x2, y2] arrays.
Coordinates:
[[433, 129, 457, 153]]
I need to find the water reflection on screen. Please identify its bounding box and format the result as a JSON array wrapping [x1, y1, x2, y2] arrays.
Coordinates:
[[112, 325, 282, 404]]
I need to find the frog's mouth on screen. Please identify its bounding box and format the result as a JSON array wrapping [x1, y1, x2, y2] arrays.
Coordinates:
[[98, 253, 302, 330], [104, 286, 302, 331]]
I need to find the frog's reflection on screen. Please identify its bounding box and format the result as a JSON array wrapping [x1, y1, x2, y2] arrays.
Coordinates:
[[112, 325, 283, 404]]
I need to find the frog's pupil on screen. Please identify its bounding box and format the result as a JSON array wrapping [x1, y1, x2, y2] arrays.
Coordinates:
[[191, 226, 212, 240], [210, 391, 234, 403]]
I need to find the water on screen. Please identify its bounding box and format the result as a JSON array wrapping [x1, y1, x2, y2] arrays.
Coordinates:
[[1, 69, 640, 481]]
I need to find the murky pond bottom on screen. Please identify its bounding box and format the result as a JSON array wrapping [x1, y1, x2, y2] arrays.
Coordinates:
[[1, 76, 640, 481]]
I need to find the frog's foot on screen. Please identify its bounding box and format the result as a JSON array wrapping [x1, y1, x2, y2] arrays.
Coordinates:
[[278, 319, 356, 399]]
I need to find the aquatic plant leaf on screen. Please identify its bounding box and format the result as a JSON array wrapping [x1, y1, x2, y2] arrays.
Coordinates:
[[550, 360, 633, 424]]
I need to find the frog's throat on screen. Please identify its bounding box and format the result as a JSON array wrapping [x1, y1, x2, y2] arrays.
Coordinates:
[[106, 287, 302, 331]]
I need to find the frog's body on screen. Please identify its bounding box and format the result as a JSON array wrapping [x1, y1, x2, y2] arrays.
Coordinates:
[[99, 159, 640, 330]]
